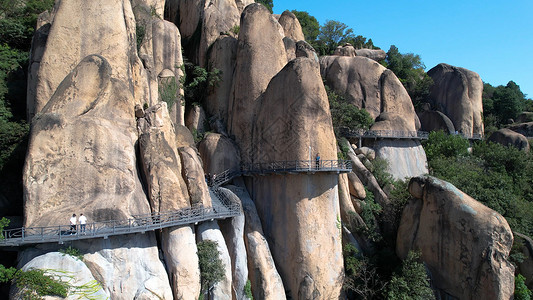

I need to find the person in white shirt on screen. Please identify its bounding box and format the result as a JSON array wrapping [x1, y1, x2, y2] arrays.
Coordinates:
[[79, 213, 87, 235], [69, 214, 77, 234]]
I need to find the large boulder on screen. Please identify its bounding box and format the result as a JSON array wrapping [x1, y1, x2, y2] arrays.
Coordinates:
[[228, 3, 288, 163], [418, 109, 455, 133], [226, 183, 286, 300], [427, 63, 484, 137], [178, 146, 213, 207], [508, 122, 533, 137], [355, 49, 386, 61], [12, 252, 107, 299], [218, 187, 248, 300], [373, 140, 428, 180], [320, 55, 419, 131], [333, 44, 356, 57], [23, 55, 149, 227], [198, 133, 241, 175], [30, 0, 147, 119], [138, 102, 190, 212], [488, 128, 530, 152], [397, 176, 514, 299], [251, 58, 343, 299], [278, 10, 305, 41], [205, 35, 238, 123]]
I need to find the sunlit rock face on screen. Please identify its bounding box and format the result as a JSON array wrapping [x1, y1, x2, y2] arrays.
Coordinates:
[[398, 176, 514, 300]]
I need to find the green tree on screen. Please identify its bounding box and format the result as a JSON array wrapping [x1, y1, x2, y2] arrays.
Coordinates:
[[422, 131, 470, 161], [197, 240, 225, 299], [255, 0, 273, 13], [317, 20, 356, 55], [291, 10, 319, 41], [326, 85, 374, 133], [385, 45, 433, 108], [515, 274, 532, 300], [385, 251, 435, 300], [483, 81, 527, 126]]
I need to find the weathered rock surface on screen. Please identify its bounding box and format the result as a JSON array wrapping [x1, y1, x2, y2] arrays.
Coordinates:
[[508, 122, 533, 137], [428, 63, 484, 137], [178, 146, 212, 207], [283, 37, 297, 61], [488, 128, 530, 152], [162, 225, 201, 300], [251, 58, 343, 299], [397, 176, 514, 300], [218, 187, 248, 300], [517, 112, 533, 124], [138, 102, 190, 212], [185, 105, 207, 134], [347, 172, 366, 199], [198, 133, 241, 175], [418, 109, 455, 133], [227, 183, 286, 300], [373, 139, 428, 180], [320, 56, 419, 131], [295, 40, 318, 62], [80, 235, 173, 299], [278, 10, 305, 41], [30, 0, 146, 119], [24, 55, 149, 227], [138, 18, 185, 125], [333, 44, 356, 57], [197, 221, 233, 300], [355, 49, 387, 61], [228, 3, 288, 163], [206, 35, 238, 122], [12, 252, 108, 299]]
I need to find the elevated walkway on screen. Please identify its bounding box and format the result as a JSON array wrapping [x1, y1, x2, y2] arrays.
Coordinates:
[[1, 159, 351, 247]]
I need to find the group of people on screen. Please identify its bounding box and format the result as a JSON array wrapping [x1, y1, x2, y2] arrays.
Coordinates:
[[69, 213, 87, 235]]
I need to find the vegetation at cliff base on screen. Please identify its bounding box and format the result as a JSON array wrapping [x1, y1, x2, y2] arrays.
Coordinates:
[[197, 240, 225, 299], [0, 265, 69, 299], [385, 251, 435, 300]]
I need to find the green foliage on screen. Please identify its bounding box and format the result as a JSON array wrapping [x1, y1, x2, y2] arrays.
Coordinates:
[[385, 251, 435, 300], [59, 246, 83, 261], [515, 274, 532, 300], [317, 20, 355, 55], [291, 10, 319, 41], [9, 268, 69, 299], [0, 217, 10, 239], [387, 180, 412, 236], [357, 188, 383, 243], [158, 77, 180, 111], [422, 131, 470, 161], [326, 85, 374, 133], [483, 81, 526, 125], [136, 23, 145, 52], [369, 158, 394, 189], [182, 59, 221, 106], [244, 279, 253, 299], [197, 240, 225, 298], [385, 45, 433, 109], [255, 0, 273, 13], [230, 25, 240, 35], [0, 264, 17, 283], [343, 243, 386, 299], [337, 137, 350, 160]]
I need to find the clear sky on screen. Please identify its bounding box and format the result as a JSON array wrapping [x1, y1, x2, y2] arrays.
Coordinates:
[[273, 0, 533, 98]]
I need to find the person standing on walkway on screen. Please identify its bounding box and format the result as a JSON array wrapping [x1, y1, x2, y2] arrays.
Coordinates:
[[79, 213, 87, 235], [315, 153, 320, 170], [69, 214, 77, 234]]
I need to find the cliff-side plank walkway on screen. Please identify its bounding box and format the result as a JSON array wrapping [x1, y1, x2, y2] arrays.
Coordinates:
[[340, 128, 483, 143], [1, 160, 351, 247]]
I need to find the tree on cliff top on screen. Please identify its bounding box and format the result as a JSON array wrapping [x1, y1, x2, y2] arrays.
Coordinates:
[[317, 20, 356, 55], [291, 10, 319, 42], [255, 0, 273, 13]]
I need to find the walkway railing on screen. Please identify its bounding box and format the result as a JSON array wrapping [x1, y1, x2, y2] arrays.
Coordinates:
[[0, 187, 241, 247], [340, 128, 429, 140], [208, 160, 352, 187]]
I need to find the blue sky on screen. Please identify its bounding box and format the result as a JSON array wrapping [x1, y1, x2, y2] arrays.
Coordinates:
[[273, 0, 533, 98]]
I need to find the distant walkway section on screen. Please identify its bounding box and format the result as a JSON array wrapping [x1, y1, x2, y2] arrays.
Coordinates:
[[340, 128, 483, 141]]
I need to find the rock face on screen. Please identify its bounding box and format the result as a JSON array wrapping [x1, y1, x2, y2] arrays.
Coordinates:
[[514, 233, 533, 289], [198, 133, 241, 175], [178, 146, 212, 207], [354, 49, 386, 61], [418, 109, 455, 133], [278, 10, 305, 41], [397, 176, 515, 300], [30, 0, 146, 119], [508, 122, 533, 137], [13, 252, 107, 299], [138, 102, 190, 212], [23, 55, 149, 227], [373, 140, 428, 180], [320, 55, 420, 131], [427, 63, 484, 137], [251, 58, 343, 299], [488, 128, 530, 152], [228, 3, 288, 163], [333, 44, 356, 57], [227, 183, 286, 300], [206, 35, 238, 122]]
